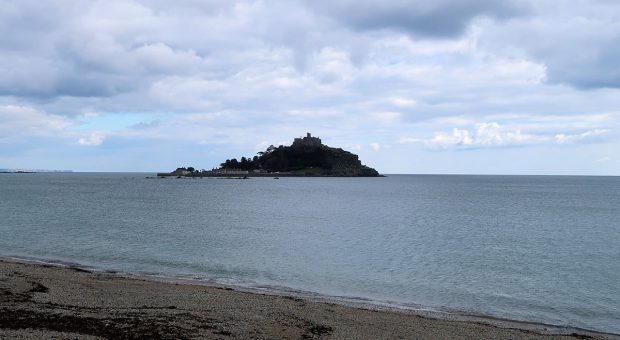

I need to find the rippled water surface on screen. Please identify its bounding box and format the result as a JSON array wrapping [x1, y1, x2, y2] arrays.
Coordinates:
[[1, 173, 619, 333]]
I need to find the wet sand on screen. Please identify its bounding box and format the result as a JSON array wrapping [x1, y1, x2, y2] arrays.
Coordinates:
[[0, 259, 615, 339]]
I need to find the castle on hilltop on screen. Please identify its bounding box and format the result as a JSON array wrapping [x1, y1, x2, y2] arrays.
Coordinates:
[[157, 131, 380, 177], [293, 132, 322, 147]]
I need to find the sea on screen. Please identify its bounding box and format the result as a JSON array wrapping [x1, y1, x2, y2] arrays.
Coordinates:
[[1, 173, 618, 334]]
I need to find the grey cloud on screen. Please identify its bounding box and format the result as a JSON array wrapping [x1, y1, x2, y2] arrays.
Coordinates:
[[2, 0, 619, 118], [0, 54, 138, 98], [0, 0, 329, 100], [305, 0, 529, 38], [0, 2, 61, 49], [0, 5, 209, 98], [521, 27, 620, 90], [478, 1, 620, 89], [546, 37, 620, 89], [0, 3, 129, 98]]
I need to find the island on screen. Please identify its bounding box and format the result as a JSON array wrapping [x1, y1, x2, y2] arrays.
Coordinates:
[[157, 133, 381, 177]]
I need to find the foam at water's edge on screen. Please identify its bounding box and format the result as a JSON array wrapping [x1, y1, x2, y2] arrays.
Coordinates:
[[2, 255, 617, 339]]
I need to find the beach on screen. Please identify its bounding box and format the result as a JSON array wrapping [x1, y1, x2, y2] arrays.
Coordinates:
[[1, 259, 613, 339]]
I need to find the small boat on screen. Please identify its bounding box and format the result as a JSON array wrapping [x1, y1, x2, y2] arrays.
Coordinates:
[[273, 177, 279, 179]]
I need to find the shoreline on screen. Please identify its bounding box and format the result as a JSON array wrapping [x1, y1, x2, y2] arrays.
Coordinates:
[[1, 257, 616, 339], [152, 173, 386, 178]]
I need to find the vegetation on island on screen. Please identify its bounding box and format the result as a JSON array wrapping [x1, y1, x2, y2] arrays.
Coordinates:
[[220, 145, 378, 176], [161, 133, 380, 177]]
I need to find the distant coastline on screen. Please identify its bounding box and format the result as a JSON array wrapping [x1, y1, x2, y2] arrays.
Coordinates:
[[0, 169, 73, 173]]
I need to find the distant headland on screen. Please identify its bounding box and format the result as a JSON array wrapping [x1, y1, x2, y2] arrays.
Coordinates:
[[0, 169, 73, 174], [157, 133, 381, 177]]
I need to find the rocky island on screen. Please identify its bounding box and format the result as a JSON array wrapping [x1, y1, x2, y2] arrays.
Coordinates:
[[158, 133, 381, 177]]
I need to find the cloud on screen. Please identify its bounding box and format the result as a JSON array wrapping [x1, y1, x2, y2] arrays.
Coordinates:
[[308, 47, 356, 84], [78, 132, 105, 146], [0, 1, 234, 98], [306, 0, 528, 38], [389, 97, 417, 107], [0, 1, 619, 174], [409, 122, 547, 149], [478, 1, 620, 89], [555, 129, 609, 145], [368, 111, 402, 125], [0, 0, 536, 100], [0, 105, 72, 140], [407, 121, 616, 150]]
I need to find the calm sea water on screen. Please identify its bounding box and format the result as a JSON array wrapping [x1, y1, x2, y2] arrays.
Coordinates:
[[1, 173, 619, 333]]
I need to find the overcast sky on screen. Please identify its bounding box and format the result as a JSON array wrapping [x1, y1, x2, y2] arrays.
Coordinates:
[[1, 0, 619, 174]]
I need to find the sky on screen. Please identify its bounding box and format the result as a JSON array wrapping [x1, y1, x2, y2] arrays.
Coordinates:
[[1, 0, 619, 174]]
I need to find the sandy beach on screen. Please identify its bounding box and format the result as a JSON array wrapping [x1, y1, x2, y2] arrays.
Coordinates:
[[0, 259, 615, 339]]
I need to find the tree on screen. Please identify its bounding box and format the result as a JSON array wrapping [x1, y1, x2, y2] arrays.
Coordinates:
[[252, 156, 259, 169], [240, 157, 250, 170]]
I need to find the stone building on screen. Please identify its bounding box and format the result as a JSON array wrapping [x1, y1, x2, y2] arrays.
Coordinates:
[[293, 133, 322, 148]]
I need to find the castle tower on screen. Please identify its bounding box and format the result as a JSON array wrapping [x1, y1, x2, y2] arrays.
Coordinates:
[[293, 132, 322, 148]]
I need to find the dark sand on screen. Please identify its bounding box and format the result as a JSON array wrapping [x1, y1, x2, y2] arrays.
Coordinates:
[[0, 259, 616, 339]]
